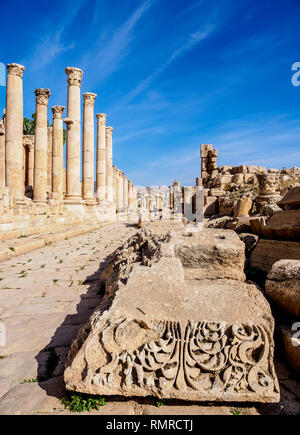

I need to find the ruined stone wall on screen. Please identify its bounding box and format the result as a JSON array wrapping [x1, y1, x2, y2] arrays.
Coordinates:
[[200, 144, 300, 217]]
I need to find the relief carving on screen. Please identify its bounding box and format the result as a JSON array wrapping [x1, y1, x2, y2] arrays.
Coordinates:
[[89, 319, 278, 399]]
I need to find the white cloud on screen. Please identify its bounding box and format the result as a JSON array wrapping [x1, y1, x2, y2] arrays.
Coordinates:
[[24, 0, 86, 72], [116, 25, 215, 108], [81, 0, 154, 85]]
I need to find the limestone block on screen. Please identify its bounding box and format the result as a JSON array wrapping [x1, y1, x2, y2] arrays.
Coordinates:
[[208, 162, 217, 171], [65, 230, 279, 403], [173, 229, 245, 281], [218, 166, 233, 175], [281, 326, 300, 378], [210, 170, 219, 179], [251, 209, 300, 241], [244, 173, 256, 183], [232, 174, 245, 184], [208, 149, 218, 158], [248, 166, 267, 174], [237, 165, 249, 174], [219, 175, 233, 185], [278, 186, 300, 210], [265, 260, 300, 317], [250, 239, 300, 272], [204, 196, 218, 216], [218, 197, 234, 216], [210, 188, 225, 197]]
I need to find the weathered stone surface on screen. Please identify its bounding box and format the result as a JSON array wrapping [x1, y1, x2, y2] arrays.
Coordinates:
[[251, 209, 300, 241], [173, 229, 245, 281], [233, 197, 252, 218], [281, 327, 300, 378], [65, 229, 279, 403], [266, 260, 300, 317], [250, 239, 300, 272], [278, 186, 300, 210]]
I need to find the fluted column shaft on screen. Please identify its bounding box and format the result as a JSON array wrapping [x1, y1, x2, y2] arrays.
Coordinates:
[[82, 92, 97, 205], [118, 170, 124, 209], [65, 67, 83, 202], [27, 144, 34, 187], [113, 165, 117, 204], [47, 127, 53, 193], [128, 180, 134, 208], [123, 175, 128, 209], [105, 126, 113, 202], [0, 121, 5, 188], [5, 63, 25, 200], [33, 88, 51, 204], [96, 113, 107, 202], [51, 106, 65, 197], [116, 169, 122, 209]]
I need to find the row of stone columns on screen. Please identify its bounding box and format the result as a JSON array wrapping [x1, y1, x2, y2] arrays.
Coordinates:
[[3, 63, 137, 215]]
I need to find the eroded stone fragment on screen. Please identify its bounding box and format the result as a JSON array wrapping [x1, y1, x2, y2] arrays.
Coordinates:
[[64, 229, 279, 403], [266, 260, 300, 317]]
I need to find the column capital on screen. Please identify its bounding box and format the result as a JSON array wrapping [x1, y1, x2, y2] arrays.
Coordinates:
[[0, 120, 4, 135], [83, 92, 97, 106], [52, 105, 65, 119], [65, 67, 83, 87], [128, 179, 132, 186], [35, 88, 51, 106], [96, 113, 107, 121], [106, 126, 114, 134], [7, 63, 25, 78], [63, 118, 74, 127]]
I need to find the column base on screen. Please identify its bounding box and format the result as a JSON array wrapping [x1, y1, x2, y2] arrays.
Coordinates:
[[33, 200, 48, 206], [117, 207, 128, 222], [64, 195, 85, 205], [84, 197, 97, 207]]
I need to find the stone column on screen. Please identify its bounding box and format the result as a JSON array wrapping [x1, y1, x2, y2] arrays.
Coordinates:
[[82, 92, 97, 206], [113, 165, 117, 204], [196, 177, 202, 187], [119, 170, 124, 209], [47, 127, 53, 193], [33, 88, 51, 204], [51, 106, 65, 198], [28, 143, 34, 187], [0, 120, 5, 188], [105, 126, 114, 202], [96, 113, 107, 202], [123, 175, 128, 209], [5, 63, 25, 200], [128, 180, 134, 208], [65, 67, 83, 203], [115, 168, 121, 209]]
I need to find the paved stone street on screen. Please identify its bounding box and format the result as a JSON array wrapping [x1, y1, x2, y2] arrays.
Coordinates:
[[0, 223, 299, 415]]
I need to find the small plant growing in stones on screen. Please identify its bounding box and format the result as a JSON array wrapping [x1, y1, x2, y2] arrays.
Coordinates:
[[61, 392, 106, 412], [8, 247, 15, 252], [230, 408, 241, 415], [156, 400, 165, 407], [21, 378, 38, 384]]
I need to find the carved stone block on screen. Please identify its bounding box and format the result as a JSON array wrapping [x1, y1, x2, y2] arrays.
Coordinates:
[[64, 230, 279, 403]]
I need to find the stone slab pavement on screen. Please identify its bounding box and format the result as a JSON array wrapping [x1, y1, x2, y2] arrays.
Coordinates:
[[0, 223, 299, 415]]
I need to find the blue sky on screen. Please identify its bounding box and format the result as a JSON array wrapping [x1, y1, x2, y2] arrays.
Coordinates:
[[0, 0, 300, 186]]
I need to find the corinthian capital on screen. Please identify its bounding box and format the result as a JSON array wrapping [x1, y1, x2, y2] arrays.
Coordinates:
[[106, 126, 114, 135], [96, 113, 107, 122], [35, 88, 51, 106], [0, 120, 4, 135], [52, 105, 65, 119], [65, 67, 83, 87], [83, 92, 97, 107], [7, 63, 25, 78]]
